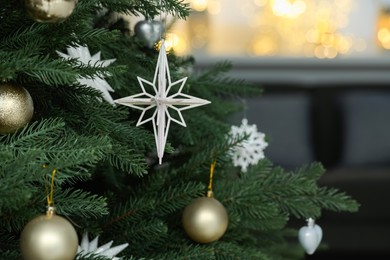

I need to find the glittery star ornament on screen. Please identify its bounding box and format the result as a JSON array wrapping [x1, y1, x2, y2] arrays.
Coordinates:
[[228, 118, 268, 172], [77, 232, 129, 260], [114, 40, 210, 164], [57, 44, 116, 105]]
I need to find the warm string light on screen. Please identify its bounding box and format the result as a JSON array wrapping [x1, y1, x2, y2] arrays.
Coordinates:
[[157, 1, 189, 54], [271, 0, 306, 18], [160, 0, 212, 55], [167, 0, 368, 58], [245, 0, 366, 58], [376, 7, 390, 49], [190, 0, 208, 12]]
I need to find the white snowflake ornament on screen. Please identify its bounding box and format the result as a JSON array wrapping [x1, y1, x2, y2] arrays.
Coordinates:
[[57, 44, 116, 105], [77, 232, 129, 260], [228, 118, 268, 172], [114, 40, 210, 164]]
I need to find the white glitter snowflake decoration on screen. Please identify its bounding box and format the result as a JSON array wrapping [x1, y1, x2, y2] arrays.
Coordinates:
[[77, 232, 129, 260], [228, 118, 268, 172], [57, 44, 116, 105]]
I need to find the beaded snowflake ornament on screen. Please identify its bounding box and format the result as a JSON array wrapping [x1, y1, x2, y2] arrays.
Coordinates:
[[228, 118, 268, 172]]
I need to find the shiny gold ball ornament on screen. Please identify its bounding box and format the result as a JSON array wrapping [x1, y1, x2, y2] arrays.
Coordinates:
[[0, 83, 33, 134], [20, 207, 79, 260], [24, 0, 77, 23], [182, 196, 229, 243]]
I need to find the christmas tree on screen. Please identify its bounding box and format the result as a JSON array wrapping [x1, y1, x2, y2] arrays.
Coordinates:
[[0, 1, 359, 259]]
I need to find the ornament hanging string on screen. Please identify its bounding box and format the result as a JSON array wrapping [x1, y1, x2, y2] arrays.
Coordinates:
[[207, 159, 217, 198], [47, 168, 57, 207], [43, 164, 57, 208]]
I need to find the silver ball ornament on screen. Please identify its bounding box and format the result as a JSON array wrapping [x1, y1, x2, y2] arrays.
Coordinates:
[[20, 207, 79, 260], [134, 20, 164, 48], [182, 196, 228, 243], [0, 83, 34, 134], [24, 0, 77, 23]]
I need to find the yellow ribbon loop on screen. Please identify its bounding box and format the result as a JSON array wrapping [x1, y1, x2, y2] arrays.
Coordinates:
[[207, 159, 217, 198], [47, 169, 57, 207]]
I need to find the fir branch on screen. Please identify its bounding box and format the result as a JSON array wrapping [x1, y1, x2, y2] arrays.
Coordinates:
[[55, 188, 109, 219], [0, 118, 66, 151], [0, 155, 40, 215], [40, 132, 112, 172], [98, 0, 190, 20], [0, 118, 112, 177], [122, 219, 168, 252], [155, 244, 215, 260], [0, 23, 47, 51], [77, 28, 122, 46], [68, 103, 153, 176], [0, 250, 20, 260], [151, 181, 206, 217], [0, 0, 31, 37], [102, 198, 151, 230], [23, 56, 79, 86], [212, 242, 272, 260], [77, 63, 128, 83], [106, 146, 148, 176], [314, 187, 360, 213]]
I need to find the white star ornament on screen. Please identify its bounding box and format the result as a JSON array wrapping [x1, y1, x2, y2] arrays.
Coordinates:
[[114, 40, 210, 164], [57, 44, 116, 104], [77, 232, 129, 260]]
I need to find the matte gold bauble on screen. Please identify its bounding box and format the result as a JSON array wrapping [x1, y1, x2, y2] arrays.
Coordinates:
[[0, 83, 33, 134], [24, 0, 77, 23], [20, 207, 79, 260], [182, 196, 228, 243]]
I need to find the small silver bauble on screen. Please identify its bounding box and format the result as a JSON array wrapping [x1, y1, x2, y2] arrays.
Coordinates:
[[134, 20, 164, 48]]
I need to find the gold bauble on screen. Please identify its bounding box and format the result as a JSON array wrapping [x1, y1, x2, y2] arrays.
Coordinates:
[[182, 196, 229, 243], [24, 0, 77, 23], [0, 83, 33, 134], [20, 208, 79, 260]]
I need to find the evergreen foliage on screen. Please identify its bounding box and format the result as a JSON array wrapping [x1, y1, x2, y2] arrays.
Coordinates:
[[0, 0, 358, 259]]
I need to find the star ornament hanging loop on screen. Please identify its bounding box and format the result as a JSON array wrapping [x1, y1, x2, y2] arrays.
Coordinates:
[[114, 40, 210, 164]]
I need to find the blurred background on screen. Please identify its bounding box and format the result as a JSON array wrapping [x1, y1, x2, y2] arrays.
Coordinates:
[[128, 1, 390, 258], [162, 0, 388, 58]]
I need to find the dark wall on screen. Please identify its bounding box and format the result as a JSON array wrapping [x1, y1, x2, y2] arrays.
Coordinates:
[[235, 83, 390, 171]]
